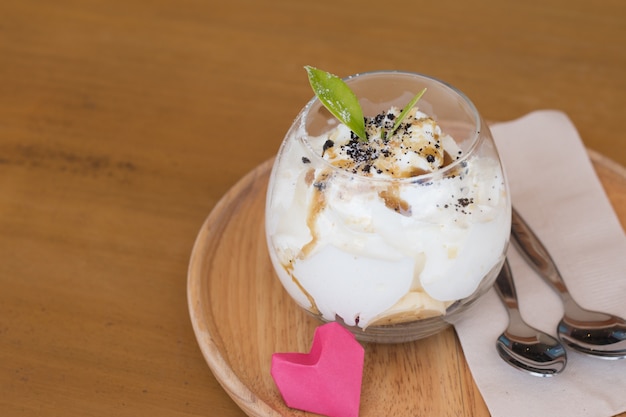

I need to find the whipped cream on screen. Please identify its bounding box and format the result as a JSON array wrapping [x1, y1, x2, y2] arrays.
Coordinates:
[[321, 107, 461, 178], [266, 106, 510, 329]]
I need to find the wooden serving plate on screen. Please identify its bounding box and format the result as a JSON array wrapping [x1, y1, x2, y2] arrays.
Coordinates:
[[187, 151, 626, 417]]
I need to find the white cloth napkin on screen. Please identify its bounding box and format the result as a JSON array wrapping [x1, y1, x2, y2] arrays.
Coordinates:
[[453, 110, 626, 417]]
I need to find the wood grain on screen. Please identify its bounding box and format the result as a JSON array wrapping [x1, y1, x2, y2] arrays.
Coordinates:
[[188, 155, 626, 417], [1, 0, 625, 416]]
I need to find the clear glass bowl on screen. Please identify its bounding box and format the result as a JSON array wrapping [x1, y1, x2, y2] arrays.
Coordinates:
[[265, 71, 511, 343]]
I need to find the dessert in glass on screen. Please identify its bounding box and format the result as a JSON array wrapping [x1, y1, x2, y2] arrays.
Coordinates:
[[265, 69, 511, 343]]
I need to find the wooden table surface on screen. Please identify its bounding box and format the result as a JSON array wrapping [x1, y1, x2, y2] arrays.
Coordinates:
[[1, 1, 624, 416]]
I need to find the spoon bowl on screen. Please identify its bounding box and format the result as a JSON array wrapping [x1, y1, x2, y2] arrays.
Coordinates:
[[557, 302, 626, 359], [511, 208, 626, 359], [496, 331, 567, 377], [494, 259, 567, 376]]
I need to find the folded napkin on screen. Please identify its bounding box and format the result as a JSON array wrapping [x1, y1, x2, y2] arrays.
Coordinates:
[[453, 110, 626, 417]]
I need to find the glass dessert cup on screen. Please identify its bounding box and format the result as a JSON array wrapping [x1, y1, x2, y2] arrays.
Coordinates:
[[265, 71, 511, 343]]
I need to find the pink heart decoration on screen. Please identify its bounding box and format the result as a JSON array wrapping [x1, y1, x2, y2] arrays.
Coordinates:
[[271, 322, 365, 417]]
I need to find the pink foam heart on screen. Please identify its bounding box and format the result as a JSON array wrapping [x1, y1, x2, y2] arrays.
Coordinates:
[[271, 322, 365, 417]]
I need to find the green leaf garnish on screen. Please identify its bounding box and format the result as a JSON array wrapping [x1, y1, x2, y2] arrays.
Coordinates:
[[386, 88, 427, 140], [304, 66, 367, 142]]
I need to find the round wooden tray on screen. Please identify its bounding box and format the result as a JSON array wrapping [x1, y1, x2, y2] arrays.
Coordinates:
[[187, 151, 626, 417]]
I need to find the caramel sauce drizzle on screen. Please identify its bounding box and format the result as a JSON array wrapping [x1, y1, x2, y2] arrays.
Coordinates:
[[300, 169, 330, 257], [378, 184, 412, 217], [282, 262, 321, 316]]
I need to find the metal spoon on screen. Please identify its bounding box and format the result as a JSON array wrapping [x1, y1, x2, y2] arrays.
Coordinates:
[[511, 208, 626, 359], [494, 259, 567, 376]]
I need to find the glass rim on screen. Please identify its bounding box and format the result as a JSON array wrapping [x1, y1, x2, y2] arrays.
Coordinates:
[[297, 70, 484, 184]]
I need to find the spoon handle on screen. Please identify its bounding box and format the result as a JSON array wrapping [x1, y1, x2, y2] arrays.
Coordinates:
[[511, 208, 569, 298], [494, 259, 518, 310], [495, 258, 550, 340]]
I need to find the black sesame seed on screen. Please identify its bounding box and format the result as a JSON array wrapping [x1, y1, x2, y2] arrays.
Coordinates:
[[313, 182, 326, 191]]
